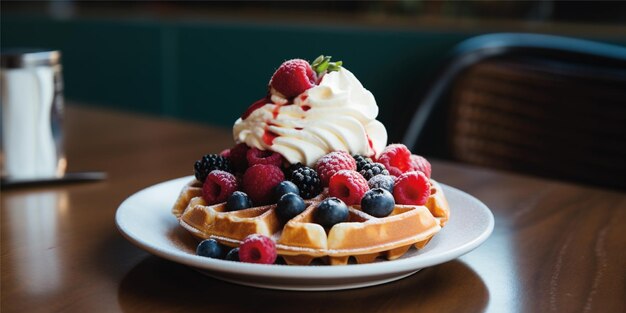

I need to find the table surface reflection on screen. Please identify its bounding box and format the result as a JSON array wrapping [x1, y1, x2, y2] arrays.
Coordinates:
[[2, 105, 625, 313]]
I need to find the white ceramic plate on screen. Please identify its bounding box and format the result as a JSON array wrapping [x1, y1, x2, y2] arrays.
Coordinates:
[[116, 176, 494, 291]]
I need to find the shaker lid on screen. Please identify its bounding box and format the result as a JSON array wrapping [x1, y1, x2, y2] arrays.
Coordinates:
[[1, 49, 61, 68]]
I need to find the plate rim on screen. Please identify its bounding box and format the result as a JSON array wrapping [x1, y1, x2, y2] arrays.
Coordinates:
[[115, 176, 494, 280]]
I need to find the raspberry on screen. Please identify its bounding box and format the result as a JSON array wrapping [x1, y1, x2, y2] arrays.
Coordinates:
[[393, 171, 431, 206], [353, 154, 372, 172], [270, 59, 317, 98], [329, 170, 369, 205], [242, 164, 285, 205], [202, 170, 238, 205], [219, 149, 231, 159], [229, 143, 250, 173], [359, 162, 390, 181], [194, 154, 232, 183], [377, 144, 413, 177], [411, 154, 432, 179], [246, 147, 284, 167], [315, 151, 357, 187], [290, 166, 322, 199], [238, 234, 277, 264]]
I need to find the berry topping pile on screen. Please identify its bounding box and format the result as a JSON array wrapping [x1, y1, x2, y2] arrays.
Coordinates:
[[186, 57, 441, 265], [190, 142, 431, 220]]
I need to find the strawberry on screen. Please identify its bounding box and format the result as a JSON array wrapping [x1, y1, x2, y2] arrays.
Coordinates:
[[269, 59, 317, 98], [310, 55, 343, 83]]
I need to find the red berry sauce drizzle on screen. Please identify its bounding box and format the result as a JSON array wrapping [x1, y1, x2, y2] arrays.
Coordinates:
[[272, 105, 281, 119], [263, 122, 279, 145], [367, 134, 376, 158]]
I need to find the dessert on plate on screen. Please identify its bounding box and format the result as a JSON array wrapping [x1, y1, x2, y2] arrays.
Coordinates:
[[172, 55, 450, 265]]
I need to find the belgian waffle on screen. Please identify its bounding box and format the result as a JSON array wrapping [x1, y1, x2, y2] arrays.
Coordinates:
[[173, 179, 450, 265]]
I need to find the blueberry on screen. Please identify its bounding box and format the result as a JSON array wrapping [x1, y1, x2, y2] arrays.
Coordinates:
[[225, 247, 240, 262], [314, 197, 349, 228], [361, 188, 395, 217], [276, 193, 306, 223], [196, 239, 225, 259], [274, 181, 300, 201], [368, 175, 395, 193], [226, 191, 252, 211]]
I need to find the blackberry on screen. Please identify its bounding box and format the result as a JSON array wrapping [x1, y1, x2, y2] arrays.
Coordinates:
[[360, 162, 389, 181], [194, 154, 232, 182], [284, 162, 306, 180], [289, 166, 322, 199], [353, 155, 372, 172]]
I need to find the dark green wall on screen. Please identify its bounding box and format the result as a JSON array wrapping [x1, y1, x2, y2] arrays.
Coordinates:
[[2, 15, 624, 140]]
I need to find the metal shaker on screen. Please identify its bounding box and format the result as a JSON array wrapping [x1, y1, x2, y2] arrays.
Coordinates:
[[1, 49, 66, 180]]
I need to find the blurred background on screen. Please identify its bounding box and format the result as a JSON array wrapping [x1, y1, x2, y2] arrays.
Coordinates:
[[2, 0, 625, 142]]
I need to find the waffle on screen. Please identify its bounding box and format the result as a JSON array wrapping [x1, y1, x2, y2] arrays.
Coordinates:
[[173, 180, 450, 265]]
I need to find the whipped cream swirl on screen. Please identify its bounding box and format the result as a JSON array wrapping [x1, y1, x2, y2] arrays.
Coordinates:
[[233, 68, 388, 166]]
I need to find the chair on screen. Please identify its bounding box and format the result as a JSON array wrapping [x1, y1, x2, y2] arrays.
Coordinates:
[[401, 33, 626, 190]]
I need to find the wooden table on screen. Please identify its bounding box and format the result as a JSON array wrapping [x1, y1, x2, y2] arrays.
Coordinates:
[[2, 105, 624, 313]]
